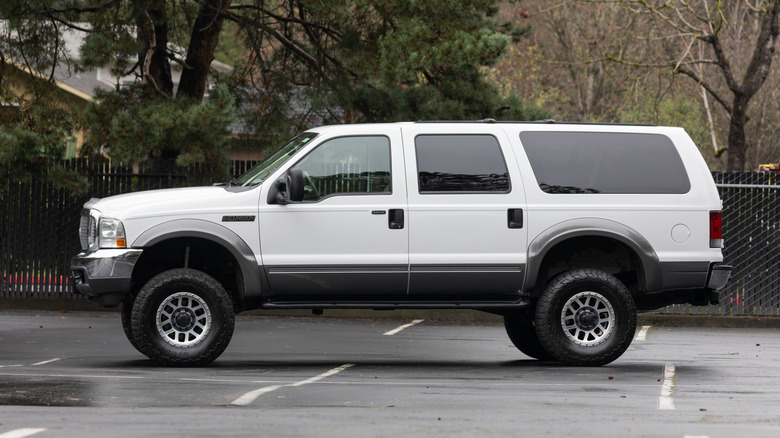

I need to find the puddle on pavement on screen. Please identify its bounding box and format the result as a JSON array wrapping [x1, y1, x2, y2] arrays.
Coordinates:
[[0, 379, 93, 406]]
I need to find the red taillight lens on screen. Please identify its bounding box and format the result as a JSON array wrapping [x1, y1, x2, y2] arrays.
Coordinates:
[[710, 211, 723, 248]]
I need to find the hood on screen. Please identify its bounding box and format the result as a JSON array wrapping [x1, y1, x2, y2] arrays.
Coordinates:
[[88, 186, 250, 219]]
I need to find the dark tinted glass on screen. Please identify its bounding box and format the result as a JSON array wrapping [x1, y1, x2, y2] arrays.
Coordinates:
[[519, 132, 691, 194], [415, 135, 510, 193]]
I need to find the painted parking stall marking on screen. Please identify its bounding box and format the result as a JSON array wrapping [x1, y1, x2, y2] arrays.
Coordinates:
[[0, 358, 61, 369], [0, 429, 48, 438], [635, 325, 651, 341], [31, 358, 61, 366], [231, 364, 355, 406], [383, 319, 424, 336], [659, 363, 676, 410]]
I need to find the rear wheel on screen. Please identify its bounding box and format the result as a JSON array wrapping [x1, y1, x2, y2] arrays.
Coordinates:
[[131, 269, 235, 367], [504, 313, 552, 361], [535, 269, 636, 366]]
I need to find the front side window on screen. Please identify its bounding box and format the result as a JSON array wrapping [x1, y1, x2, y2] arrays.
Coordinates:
[[415, 134, 510, 193], [293, 136, 391, 201]]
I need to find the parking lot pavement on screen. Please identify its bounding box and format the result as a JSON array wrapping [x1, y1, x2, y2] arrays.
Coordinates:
[[1, 310, 779, 438]]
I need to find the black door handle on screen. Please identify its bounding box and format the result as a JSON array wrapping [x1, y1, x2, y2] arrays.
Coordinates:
[[508, 208, 523, 229], [389, 209, 404, 229]]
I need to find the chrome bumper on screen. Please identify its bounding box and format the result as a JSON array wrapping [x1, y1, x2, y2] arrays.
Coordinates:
[[70, 249, 143, 307]]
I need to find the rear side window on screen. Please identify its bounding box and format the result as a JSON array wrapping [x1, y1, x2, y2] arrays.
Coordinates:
[[519, 132, 690, 194], [415, 134, 510, 193]]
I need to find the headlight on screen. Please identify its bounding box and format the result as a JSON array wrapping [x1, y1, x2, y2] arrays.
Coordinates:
[[98, 218, 127, 248]]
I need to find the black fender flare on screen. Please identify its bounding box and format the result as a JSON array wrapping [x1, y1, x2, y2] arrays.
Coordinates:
[[524, 218, 662, 294], [132, 219, 261, 304]]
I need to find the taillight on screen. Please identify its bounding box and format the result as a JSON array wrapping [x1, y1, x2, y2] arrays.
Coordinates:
[[710, 211, 723, 248]]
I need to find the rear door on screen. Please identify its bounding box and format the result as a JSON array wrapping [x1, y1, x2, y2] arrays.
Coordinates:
[[402, 124, 528, 296]]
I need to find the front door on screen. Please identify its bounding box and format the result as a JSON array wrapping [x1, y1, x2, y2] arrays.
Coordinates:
[[258, 127, 409, 296]]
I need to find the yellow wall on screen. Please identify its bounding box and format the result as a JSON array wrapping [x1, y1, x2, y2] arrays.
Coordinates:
[[2, 61, 93, 158]]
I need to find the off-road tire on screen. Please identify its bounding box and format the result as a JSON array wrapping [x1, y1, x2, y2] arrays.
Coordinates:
[[131, 269, 235, 367], [504, 313, 552, 361], [120, 294, 142, 353], [535, 269, 636, 366]]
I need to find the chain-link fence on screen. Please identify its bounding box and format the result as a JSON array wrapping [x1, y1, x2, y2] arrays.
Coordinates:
[[663, 172, 780, 315]]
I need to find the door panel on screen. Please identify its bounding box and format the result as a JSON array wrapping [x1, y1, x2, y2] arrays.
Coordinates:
[[259, 129, 409, 296], [403, 127, 528, 295]]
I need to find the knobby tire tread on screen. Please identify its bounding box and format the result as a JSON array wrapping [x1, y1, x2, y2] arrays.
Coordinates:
[[131, 269, 235, 367], [535, 269, 636, 366], [504, 314, 552, 361]]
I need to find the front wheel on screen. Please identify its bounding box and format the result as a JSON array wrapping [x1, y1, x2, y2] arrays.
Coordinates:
[[120, 294, 140, 352], [131, 269, 235, 366], [534, 269, 636, 366]]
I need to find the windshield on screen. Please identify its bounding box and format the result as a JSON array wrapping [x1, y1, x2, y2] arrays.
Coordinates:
[[234, 132, 319, 186]]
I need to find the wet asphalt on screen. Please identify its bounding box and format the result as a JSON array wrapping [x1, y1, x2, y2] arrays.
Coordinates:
[[1, 309, 779, 437]]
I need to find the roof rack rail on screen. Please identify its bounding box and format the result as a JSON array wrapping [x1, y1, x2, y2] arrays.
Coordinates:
[[414, 120, 657, 127]]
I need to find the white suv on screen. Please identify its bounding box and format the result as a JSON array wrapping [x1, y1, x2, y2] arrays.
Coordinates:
[[71, 121, 731, 366]]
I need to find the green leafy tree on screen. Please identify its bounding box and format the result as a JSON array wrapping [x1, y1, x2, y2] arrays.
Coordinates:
[[0, 1, 87, 189], [2, 0, 236, 186], [226, 0, 547, 130], [3, 0, 547, 188]]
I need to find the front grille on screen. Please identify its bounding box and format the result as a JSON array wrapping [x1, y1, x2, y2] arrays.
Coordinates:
[[79, 214, 89, 250], [79, 212, 96, 250]]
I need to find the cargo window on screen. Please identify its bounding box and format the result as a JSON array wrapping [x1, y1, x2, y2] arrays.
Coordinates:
[[519, 132, 691, 194], [415, 134, 510, 193], [294, 136, 391, 201]]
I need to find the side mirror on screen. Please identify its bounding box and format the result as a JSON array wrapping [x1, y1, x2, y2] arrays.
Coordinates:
[[268, 167, 305, 205], [287, 167, 305, 202]]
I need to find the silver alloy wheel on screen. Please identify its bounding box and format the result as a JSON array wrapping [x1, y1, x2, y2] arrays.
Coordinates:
[[155, 292, 212, 348], [560, 291, 616, 347]]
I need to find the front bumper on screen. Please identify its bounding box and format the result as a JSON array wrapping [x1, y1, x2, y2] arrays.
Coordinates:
[[70, 248, 143, 307]]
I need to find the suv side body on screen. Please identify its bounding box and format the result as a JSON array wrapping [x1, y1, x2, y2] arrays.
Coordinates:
[[71, 121, 730, 366]]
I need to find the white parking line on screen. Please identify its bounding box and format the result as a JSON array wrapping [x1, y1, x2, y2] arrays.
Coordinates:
[[0, 428, 48, 438], [659, 363, 676, 410], [383, 319, 424, 336], [31, 358, 61, 366], [231, 363, 355, 406], [0, 358, 61, 368], [635, 325, 651, 341]]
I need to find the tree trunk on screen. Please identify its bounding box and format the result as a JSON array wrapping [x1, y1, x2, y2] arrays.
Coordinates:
[[137, 6, 174, 99], [177, 0, 231, 101], [727, 94, 749, 171], [149, 22, 174, 95]]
